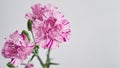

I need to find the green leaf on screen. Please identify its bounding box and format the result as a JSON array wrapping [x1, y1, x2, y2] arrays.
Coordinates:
[[22, 30, 31, 41], [27, 19, 33, 31], [7, 62, 15, 68], [50, 62, 59, 65]]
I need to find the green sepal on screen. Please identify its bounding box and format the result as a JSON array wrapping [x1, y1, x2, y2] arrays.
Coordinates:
[[7, 62, 15, 68], [27, 19, 33, 31], [33, 45, 39, 55], [22, 30, 31, 41]]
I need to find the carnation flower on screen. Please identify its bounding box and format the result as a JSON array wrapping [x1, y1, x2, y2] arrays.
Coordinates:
[[2, 31, 34, 66], [25, 4, 71, 49]]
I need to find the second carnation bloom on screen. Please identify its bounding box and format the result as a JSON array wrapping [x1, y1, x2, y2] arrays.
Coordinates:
[[26, 4, 71, 49]]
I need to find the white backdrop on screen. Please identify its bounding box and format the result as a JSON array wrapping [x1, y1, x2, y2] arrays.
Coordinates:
[[0, 0, 120, 68]]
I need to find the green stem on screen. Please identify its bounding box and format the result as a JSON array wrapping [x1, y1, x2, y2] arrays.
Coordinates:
[[37, 55, 44, 66], [27, 31, 44, 68], [29, 27, 52, 68], [28, 55, 35, 63], [31, 31, 36, 44], [47, 49, 51, 60], [26, 31, 36, 64], [46, 49, 51, 68]]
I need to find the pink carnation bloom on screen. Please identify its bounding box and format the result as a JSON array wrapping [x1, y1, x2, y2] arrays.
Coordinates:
[[2, 31, 34, 66], [26, 4, 71, 49], [25, 63, 34, 68]]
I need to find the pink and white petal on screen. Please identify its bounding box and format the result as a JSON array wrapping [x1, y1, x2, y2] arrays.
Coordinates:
[[25, 13, 33, 20], [10, 58, 23, 66], [9, 31, 19, 41], [41, 39, 51, 49], [41, 39, 59, 49], [50, 40, 59, 49]]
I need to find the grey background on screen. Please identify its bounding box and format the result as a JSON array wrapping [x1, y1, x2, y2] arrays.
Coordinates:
[[0, 0, 120, 68]]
